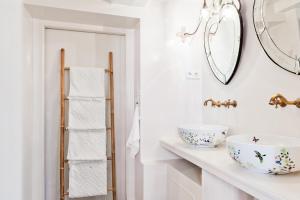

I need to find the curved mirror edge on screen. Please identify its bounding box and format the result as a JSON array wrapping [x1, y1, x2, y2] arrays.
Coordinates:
[[204, 3, 243, 84], [253, 0, 300, 75]]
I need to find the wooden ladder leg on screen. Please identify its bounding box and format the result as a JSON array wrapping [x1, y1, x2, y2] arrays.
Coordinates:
[[109, 52, 117, 200], [60, 48, 66, 200]]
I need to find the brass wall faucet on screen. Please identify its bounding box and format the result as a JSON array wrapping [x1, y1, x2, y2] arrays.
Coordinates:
[[269, 94, 300, 108], [204, 98, 237, 108]]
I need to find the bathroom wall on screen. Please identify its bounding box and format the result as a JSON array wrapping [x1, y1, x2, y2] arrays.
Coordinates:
[[0, 1, 34, 200], [139, 0, 204, 163], [22, 7, 34, 200], [139, 0, 204, 199], [201, 0, 300, 137]]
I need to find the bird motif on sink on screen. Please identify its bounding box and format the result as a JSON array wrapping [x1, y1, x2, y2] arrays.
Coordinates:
[[254, 151, 266, 163]]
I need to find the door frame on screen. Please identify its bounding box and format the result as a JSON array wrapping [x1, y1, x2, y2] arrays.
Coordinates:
[[32, 19, 137, 200]]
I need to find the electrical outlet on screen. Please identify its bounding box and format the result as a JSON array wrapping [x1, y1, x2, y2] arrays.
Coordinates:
[[186, 71, 201, 80]]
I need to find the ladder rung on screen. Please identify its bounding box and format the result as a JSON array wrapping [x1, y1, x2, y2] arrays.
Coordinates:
[[65, 67, 113, 74], [65, 157, 112, 163], [64, 188, 115, 196], [63, 127, 109, 131], [64, 97, 112, 101], [105, 69, 113, 74]]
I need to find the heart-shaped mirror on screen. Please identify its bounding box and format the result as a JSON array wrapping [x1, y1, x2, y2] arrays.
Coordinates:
[[204, 3, 243, 84]]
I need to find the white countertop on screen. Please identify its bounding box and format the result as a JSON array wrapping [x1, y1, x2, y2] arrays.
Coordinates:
[[160, 137, 300, 200]]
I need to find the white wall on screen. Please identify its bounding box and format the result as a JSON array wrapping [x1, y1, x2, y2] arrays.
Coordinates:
[[139, 0, 204, 199], [0, 1, 33, 200], [201, 0, 300, 137], [139, 0, 203, 163], [22, 6, 34, 200]]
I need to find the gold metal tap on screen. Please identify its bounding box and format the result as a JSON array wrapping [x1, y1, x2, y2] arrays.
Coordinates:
[[204, 98, 237, 108], [269, 94, 300, 108]]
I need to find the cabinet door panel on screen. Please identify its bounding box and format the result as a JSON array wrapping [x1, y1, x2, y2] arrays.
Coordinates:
[[202, 171, 254, 200], [167, 165, 202, 200]]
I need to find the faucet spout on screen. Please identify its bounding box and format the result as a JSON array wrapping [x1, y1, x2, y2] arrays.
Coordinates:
[[269, 93, 300, 108], [269, 94, 288, 108], [204, 99, 214, 107]]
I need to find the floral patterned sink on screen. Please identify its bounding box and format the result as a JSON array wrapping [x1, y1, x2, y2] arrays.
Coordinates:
[[227, 135, 300, 175], [178, 124, 229, 147]]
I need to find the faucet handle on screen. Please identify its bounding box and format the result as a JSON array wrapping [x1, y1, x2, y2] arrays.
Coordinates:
[[295, 99, 300, 108], [226, 99, 237, 108], [232, 100, 237, 107], [225, 99, 230, 108]]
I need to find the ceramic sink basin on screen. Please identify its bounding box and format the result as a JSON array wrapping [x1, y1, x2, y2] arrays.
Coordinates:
[[178, 124, 229, 147], [227, 135, 300, 175]]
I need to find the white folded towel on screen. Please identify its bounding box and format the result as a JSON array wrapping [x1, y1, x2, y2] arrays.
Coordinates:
[[69, 66, 105, 98], [126, 104, 140, 158], [67, 129, 106, 161], [69, 160, 107, 198], [68, 99, 106, 130]]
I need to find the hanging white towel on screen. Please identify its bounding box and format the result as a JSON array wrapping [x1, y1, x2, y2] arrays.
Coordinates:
[[69, 66, 105, 98], [69, 160, 107, 198], [67, 129, 106, 161], [126, 104, 140, 158], [68, 99, 106, 130]]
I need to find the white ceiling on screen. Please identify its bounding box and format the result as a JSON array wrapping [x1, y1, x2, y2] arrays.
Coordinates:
[[108, 0, 149, 7]]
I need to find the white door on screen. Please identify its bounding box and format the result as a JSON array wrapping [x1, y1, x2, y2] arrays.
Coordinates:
[[45, 28, 126, 200]]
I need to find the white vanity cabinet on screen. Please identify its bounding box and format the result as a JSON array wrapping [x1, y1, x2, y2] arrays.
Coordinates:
[[161, 138, 298, 200], [166, 160, 202, 200], [202, 171, 254, 200], [166, 159, 254, 200]]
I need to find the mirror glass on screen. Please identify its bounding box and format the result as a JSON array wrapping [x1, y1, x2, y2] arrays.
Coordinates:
[[204, 2, 243, 84], [254, 0, 300, 75]]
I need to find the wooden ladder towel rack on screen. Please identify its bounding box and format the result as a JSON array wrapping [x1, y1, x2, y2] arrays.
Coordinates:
[[60, 49, 117, 200]]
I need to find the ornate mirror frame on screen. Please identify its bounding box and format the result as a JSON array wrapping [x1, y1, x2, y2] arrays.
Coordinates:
[[253, 0, 300, 75], [204, 0, 243, 85]]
